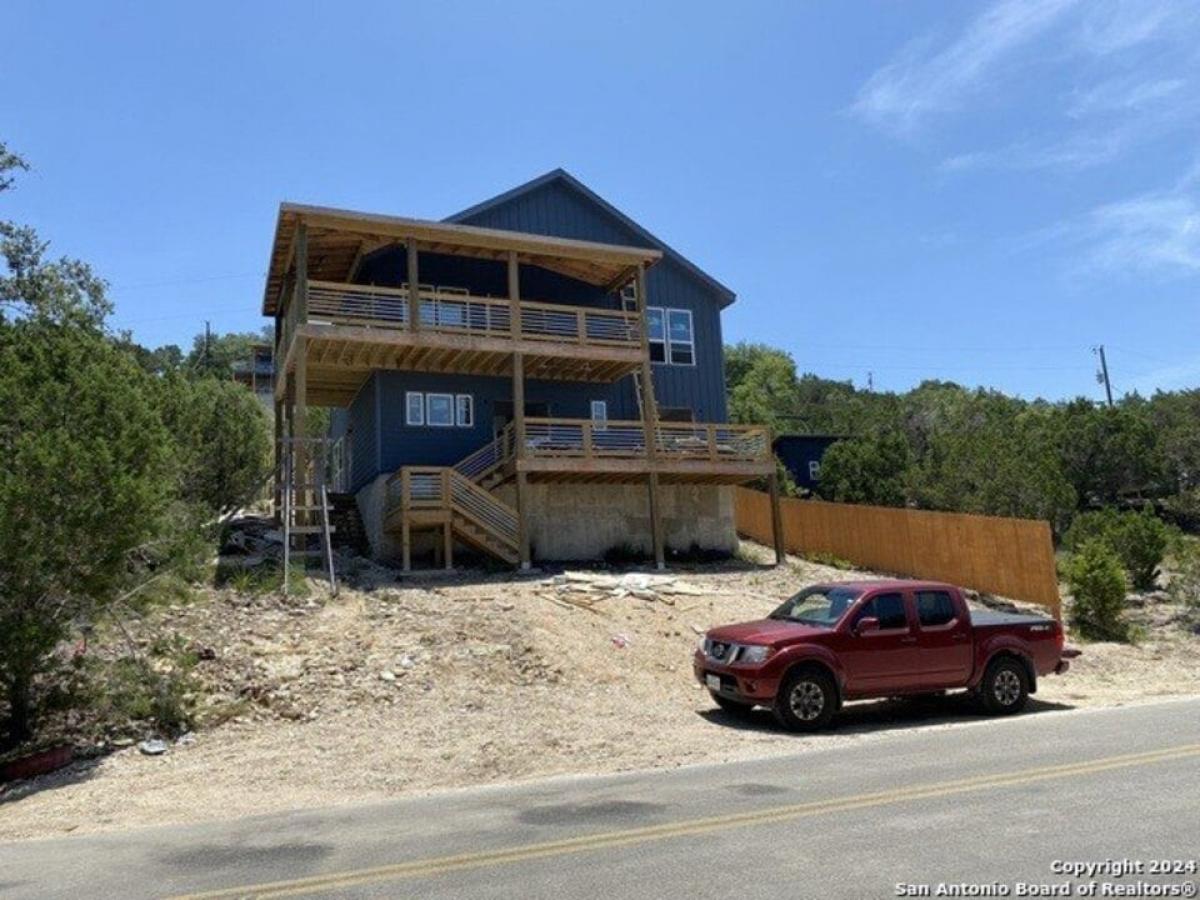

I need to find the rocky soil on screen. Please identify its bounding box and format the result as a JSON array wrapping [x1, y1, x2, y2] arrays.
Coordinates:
[[2, 542, 1197, 842]]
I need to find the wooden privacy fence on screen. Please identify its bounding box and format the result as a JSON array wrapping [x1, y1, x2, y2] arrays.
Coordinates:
[[735, 488, 1061, 618]]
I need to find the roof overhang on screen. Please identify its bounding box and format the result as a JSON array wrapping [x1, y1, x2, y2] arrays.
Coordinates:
[[262, 202, 663, 316]]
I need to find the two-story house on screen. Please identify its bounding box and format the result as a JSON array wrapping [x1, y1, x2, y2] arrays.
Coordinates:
[[263, 170, 783, 571]]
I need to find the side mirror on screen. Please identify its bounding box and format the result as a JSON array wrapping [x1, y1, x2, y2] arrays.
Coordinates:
[[855, 617, 880, 636]]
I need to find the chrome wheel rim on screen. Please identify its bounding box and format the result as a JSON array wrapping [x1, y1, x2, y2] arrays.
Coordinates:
[[789, 681, 825, 721], [993, 669, 1022, 706]]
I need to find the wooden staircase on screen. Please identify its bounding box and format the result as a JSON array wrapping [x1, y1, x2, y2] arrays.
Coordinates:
[[386, 466, 519, 568]]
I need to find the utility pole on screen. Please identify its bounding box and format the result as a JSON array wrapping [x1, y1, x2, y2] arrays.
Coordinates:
[[204, 320, 211, 372], [866, 371, 874, 392], [1093, 345, 1114, 408]]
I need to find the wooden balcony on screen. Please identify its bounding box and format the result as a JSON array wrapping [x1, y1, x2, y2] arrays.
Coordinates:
[[457, 418, 774, 486], [279, 281, 646, 405]]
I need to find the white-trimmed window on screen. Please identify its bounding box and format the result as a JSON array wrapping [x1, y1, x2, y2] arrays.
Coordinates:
[[405, 391, 424, 426], [647, 307, 666, 363], [456, 394, 474, 428], [590, 400, 608, 430], [647, 306, 694, 366], [666, 309, 694, 366], [426, 393, 454, 427]]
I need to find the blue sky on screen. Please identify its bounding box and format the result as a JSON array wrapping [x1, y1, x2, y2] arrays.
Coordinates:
[[5, 0, 1198, 400]]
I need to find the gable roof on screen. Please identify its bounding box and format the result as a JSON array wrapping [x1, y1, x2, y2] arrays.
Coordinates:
[[446, 168, 737, 308]]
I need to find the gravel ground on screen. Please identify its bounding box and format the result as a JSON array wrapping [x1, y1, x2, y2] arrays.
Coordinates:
[[2, 542, 1197, 842]]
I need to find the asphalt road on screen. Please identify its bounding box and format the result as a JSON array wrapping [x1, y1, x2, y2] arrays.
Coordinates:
[[3, 698, 1199, 900]]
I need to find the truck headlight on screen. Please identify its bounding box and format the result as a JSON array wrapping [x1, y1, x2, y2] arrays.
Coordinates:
[[697, 635, 708, 652], [739, 645, 773, 664]]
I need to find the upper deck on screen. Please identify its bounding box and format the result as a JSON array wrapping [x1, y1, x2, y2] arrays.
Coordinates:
[[265, 204, 663, 406]]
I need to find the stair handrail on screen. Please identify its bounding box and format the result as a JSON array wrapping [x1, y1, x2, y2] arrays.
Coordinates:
[[448, 469, 518, 549], [452, 423, 517, 482]]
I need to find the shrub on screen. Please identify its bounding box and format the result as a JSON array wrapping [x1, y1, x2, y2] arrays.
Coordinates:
[[1063, 507, 1170, 591], [1167, 537, 1200, 623], [1066, 539, 1129, 642]]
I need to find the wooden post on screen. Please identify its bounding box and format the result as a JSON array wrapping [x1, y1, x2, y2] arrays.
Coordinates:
[[273, 395, 284, 522], [634, 264, 665, 570], [768, 470, 786, 566], [401, 469, 412, 573], [293, 222, 310, 528], [509, 251, 531, 570], [443, 522, 453, 571], [408, 239, 420, 332], [507, 250, 522, 338]]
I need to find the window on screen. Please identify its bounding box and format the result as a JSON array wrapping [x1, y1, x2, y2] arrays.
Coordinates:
[[426, 393, 454, 427], [916, 591, 957, 628], [854, 593, 909, 631], [808, 460, 822, 481], [667, 309, 694, 365], [455, 394, 474, 428], [647, 307, 666, 363], [405, 392, 424, 426], [658, 406, 694, 423], [590, 400, 607, 430], [646, 306, 695, 366]]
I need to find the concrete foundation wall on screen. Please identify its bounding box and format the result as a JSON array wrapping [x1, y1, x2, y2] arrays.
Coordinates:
[[358, 476, 736, 564]]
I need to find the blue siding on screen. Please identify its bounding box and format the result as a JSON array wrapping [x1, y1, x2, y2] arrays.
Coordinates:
[[375, 371, 633, 472], [341, 175, 733, 485], [453, 178, 728, 423], [345, 375, 379, 492]]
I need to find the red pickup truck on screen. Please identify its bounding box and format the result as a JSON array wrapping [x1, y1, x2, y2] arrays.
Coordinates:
[[694, 580, 1078, 731]]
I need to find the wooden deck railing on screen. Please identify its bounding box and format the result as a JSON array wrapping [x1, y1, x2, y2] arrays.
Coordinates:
[[300, 280, 641, 349], [518, 418, 771, 465]]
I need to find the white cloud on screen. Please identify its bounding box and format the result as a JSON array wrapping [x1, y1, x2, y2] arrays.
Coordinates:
[[851, 0, 1081, 136], [943, 132, 1128, 172], [1072, 172, 1200, 274], [1067, 76, 1184, 118], [1075, 0, 1177, 54]]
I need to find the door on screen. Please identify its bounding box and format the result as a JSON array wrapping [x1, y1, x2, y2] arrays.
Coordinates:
[[492, 401, 550, 439], [839, 591, 922, 696], [912, 589, 974, 688]]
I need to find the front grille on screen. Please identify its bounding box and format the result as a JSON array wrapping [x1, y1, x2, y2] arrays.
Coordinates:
[[704, 639, 743, 664]]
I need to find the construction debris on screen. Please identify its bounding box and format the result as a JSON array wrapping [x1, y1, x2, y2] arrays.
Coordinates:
[[543, 571, 710, 613]]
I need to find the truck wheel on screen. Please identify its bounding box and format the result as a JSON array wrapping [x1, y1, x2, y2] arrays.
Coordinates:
[[773, 669, 837, 732], [980, 657, 1029, 716], [710, 692, 755, 716]]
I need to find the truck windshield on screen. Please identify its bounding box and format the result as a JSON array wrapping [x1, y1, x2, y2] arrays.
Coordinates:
[[769, 586, 864, 627]]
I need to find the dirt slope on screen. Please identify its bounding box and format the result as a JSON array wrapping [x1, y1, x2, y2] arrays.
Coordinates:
[[2, 543, 1197, 841]]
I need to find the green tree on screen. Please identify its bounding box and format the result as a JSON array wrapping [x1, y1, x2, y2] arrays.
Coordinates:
[[158, 375, 272, 514], [185, 328, 272, 379], [1065, 539, 1129, 642], [816, 432, 912, 506], [726, 343, 802, 435], [1064, 507, 1170, 591], [0, 319, 174, 744]]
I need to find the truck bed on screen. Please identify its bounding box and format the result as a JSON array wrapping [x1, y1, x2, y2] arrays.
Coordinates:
[[971, 609, 1053, 628]]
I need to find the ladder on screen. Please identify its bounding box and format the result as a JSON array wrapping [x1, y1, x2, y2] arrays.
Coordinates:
[[621, 283, 646, 421], [280, 437, 337, 595]]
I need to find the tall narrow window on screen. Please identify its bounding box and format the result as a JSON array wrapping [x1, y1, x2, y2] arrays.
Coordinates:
[[590, 400, 608, 431], [646, 307, 666, 363], [426, 393, 454, 427], [456, 394, 474, 428], [405, 391, 424, 426], [667, 309, 695, 365]]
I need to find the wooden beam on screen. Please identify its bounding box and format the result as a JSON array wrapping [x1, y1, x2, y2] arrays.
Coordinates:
[[295, 222, 308, 324], [768, 469, 786, 566], [407, 239, 420, 333], [647, 472, 665, 571]]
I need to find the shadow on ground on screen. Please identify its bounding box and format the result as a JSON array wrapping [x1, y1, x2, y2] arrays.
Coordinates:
[[698, 693, 1075, 737]]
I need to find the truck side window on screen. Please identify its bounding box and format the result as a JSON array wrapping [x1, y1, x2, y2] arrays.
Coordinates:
[[856, 593, 908, 630], [916, 591, 956, 627]]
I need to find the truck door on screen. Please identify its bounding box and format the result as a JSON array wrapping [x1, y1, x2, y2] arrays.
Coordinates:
[[840, 591, 922, 695], [912, 589, 974, 688]]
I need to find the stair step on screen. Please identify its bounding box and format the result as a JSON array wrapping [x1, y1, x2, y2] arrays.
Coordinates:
[[287, 550, 326, 558], [286, 526, 336, 534]]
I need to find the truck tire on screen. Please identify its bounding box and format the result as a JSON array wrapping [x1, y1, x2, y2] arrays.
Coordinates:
[[710, 692, 755, 716], [773, 668, 837, 731], [979, 657, 1029, 716]]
